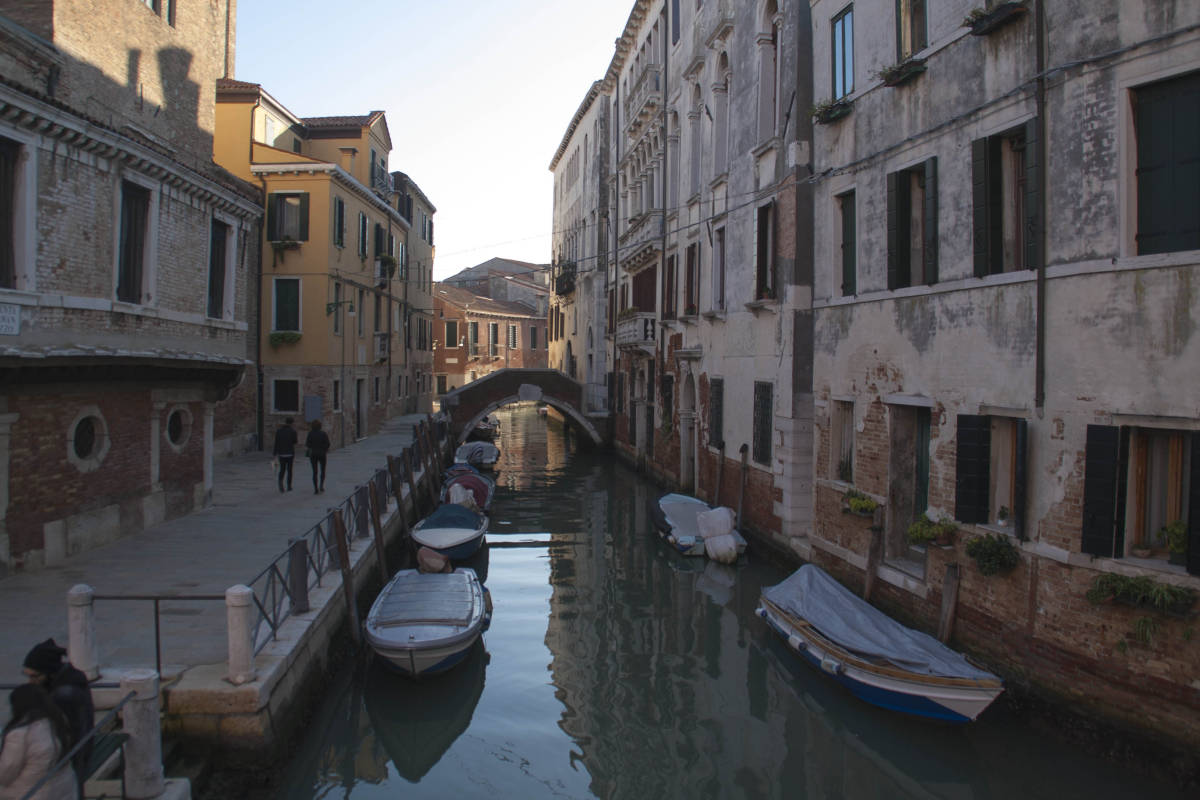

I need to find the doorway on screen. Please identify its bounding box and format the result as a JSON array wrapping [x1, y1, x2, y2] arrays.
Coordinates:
[[355, 379, 365, 441]]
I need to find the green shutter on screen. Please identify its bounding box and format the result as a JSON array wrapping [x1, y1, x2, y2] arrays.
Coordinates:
[[1188, 434, 1200, 575], [971, 139, 990, 277], [887, 171, 902, 289], [266, 194, 278, 241], [915, 408, 931, 514], [923, 157, 938, 285], [297, 193, 309, 241], [1013, 418, 1028, 540], [841, 193, 856, 295], [1081, 425, 1123, 557], [1023, 118, 1041, 271], [1136, 72, 1200, 254], [955, 414, 990, 524]]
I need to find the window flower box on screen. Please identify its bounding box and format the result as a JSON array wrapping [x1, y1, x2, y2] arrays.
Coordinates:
[[268, 331, 302, 347], [965, 2, 1028, 36], [878, 57, 927, 88], [812, 98, 852, 125]]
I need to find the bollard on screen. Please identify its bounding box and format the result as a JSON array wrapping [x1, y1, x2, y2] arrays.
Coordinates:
[[288, 538, 310, 614], [66, 584, 99, 681], [225, 584, 256, 685], [120, 669, 164, 799]]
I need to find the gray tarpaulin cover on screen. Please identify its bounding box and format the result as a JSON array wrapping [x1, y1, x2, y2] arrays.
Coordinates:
[[762, 564, 997, 680]]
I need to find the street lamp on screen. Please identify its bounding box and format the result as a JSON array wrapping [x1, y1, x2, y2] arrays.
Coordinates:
[[326, 299, 355, 446]]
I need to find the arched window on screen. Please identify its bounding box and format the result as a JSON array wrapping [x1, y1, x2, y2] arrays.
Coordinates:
[[689, 84, 703, 196], [758, 1, 780, 142], [714, 52, 731, 176]]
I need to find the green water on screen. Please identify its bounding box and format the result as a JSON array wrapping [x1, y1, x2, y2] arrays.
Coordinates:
[[262, 405, 1189, 799]]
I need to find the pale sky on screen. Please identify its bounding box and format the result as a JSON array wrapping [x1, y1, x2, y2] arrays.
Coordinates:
[[234, 0, 633, 281]]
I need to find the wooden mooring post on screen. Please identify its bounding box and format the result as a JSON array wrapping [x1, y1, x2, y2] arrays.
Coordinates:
[[937, 563, 961, 643], [331, 512, 360, 645], [862, 512, 885, 602], [403, 448, 422, 516], [387, 455, 412, 543], [368, 481, 388, 580]]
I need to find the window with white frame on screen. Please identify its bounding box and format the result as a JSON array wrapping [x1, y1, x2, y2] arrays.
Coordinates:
[[267, 192, 308, 242], [507, 324, 518, 349], [273, 278, 300, 331], [831, 5, 854, 101]]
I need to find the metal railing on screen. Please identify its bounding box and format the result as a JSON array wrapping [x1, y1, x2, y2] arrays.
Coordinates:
[[91, 594, 225, 675]]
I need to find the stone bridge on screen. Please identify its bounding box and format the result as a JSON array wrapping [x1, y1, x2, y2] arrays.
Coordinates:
[[438, 368, 605, 445]]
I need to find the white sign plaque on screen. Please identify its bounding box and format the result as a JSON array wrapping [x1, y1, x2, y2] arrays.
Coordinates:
[[0, 303, 19, 336]]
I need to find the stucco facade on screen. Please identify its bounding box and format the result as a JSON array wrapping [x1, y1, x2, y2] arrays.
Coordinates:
[[0, 3, 261, 573], [809, 0, 1200, 757]]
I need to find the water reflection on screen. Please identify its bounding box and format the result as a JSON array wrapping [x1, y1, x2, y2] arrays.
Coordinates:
[[264, 405, 1190, 800]]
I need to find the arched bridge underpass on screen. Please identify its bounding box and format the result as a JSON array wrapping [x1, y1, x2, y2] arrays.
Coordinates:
[[438, 368, 606, 446]]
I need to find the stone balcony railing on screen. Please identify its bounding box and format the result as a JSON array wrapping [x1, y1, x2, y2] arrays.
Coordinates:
[[624, 65, 662, 136], [616, 311, 656, 353]]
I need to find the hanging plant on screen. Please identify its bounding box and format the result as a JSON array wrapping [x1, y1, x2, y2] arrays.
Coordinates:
[[877, 57, 927, 87], [812, 98, 853, 125], [965, 533, 1020, 575], [907, 514, 957, 546]]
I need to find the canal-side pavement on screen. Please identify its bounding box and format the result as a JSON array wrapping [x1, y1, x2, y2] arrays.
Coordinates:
[[0, 414, 430, 705]]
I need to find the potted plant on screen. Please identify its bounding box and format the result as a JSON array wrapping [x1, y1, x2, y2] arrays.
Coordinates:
[[966, 533, 1020, 576], [996, 506, 1010, 527], [877, 57, 927, 88], [964, 2, 1029, 36], [811, 98, 853, 125], [907, 514, 957, 546], [268, 331, 302, 347], [1162, 519, 1187, 566], [270, 236, 301, 267], [841, 488, 878, 516], [378, 253, 398, 279]]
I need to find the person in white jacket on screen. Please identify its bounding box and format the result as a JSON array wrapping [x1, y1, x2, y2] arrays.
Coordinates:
[[0, 684, 78, 800]]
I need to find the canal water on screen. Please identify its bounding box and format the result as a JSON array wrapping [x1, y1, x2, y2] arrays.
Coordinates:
[[259, 405, 1188, 799]]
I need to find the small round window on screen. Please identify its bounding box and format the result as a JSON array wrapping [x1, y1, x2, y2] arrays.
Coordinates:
[[163, 405, 193, 452], [73, 417, 97, 459], [167, 410, 185, 445]]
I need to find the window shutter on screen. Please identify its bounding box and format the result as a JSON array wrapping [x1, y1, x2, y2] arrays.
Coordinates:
[[1188, 433, 1200, 575], [971, 139, 990, 277], [954, 414, 990, 524], [1013, 418, 1028, 540], [1023, 118, 1041, 271], [923, 157, 938, 284], [266, 195, 278, 241], [841, 193, 856, 295], [297, 193, 309, 241], [887, 171, 901, 289], [1081, 424, 1123, 557]]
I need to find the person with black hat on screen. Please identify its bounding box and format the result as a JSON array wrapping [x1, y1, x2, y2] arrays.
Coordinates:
[[21, 639, 93, 793]]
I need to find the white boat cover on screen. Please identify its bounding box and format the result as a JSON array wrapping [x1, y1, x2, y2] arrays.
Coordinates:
[[659, 493, 710, 537], [455, 441, 499, 464], [762, 564, 998, 680]]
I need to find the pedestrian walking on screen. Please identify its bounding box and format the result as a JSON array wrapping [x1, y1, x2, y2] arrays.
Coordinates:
[[21, 639, 93, 795], [305, 420, 331, 494], [0, 684, 79, 800], [273, 417, 298, 492]]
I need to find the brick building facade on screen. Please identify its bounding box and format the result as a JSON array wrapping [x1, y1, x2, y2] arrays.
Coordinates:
[[433, 282, 548, 396]]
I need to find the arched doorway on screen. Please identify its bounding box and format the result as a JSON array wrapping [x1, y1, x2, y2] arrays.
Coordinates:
[[680, 371, 697, 492]]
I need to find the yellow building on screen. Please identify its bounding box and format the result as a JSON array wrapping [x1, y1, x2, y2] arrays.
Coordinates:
[[215, 79, 417, 447]]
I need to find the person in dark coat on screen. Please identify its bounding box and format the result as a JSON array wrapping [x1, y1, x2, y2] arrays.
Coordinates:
[[272, 417, 298, 492], [21, 639, 93, 794], [305, 420, 331, 494]]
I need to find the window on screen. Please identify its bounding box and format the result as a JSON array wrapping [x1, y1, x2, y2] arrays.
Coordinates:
[[758, 4, 780, 141], [273, 278, 300, 331], [67, 408, 110, 473], [831, 400, 854, 481], [333, 379, 341, 411], [685, 243, 698, 315], [273, 379, 300, 413], [755, 202, 776, 300], [446, 320, 459, 347], [897, 0, 927, 61], [1083, 426, 1197, 572], [1134, 71, 1200, 255], [543, 327, 548, 348], [956, 414, 1028, 536], [267, 192, 309, 242], [357, 288, 365, 337], [713, 54, 730, 176], [373, 376, 380, 404], [752, 382, 773, 464], [488, 323, 499, 357], [507, 324, 517, 349], [887, 158, 938, 289], [616, 371, 625, 415], [333, 197, 346, 248], [529, 325, 537, 350], [437, 375, 448, 395], [709, 377, 724, 448], [357, 212, 368, 257], [662, 254, 678, 320], [671, 0, 680, 44], [838, 191, 857, 296], [117, 181, 151, 303], [468, 321, 479, 356], [374, 293, 382, 333], [374, 223, 385, 258], [832, 5, 854, 100], [973, 121, 1039, 275], [207, 218, 230, 319], [712, 227, 726, 310], [0, 137, 20, 289]]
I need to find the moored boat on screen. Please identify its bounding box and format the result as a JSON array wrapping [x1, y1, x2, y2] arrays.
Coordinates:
[[757, 564, 1003, 722], [441, 464, 496, 512], [412, 503, 488, 560], [454, 440, 500, 471], [364, 567, 491, 677], [650, 493, 747, 561]]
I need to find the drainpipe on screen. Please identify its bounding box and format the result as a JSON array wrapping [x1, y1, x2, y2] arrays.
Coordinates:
[[253, 100, 266, 451], [1034, 0, 1047, 409], [612, 80, 622, 436]]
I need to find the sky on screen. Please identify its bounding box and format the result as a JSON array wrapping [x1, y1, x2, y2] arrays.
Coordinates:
[[234, 0, 634, 281]]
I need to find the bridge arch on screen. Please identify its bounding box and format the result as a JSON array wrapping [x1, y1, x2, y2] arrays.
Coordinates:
[[439, 368, 604, 446]]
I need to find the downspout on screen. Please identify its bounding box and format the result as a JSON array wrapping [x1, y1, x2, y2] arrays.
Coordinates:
[[1034, 0, 1047, 409], [612, 80, 621, 437], [252, 100, 265, 451]]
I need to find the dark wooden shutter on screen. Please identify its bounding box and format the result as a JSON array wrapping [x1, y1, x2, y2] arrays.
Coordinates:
[[1081, 425, 1122, 557], [923, 157, 938, 285], [753, 382, 773, 464], [208, 219, 227, 318], [709, 378, 724, 448], [887, 171, 902, 289], [1013, 418, 1028, 540], [1135, 72, 1200, 255], [1188, 433, 1200, 575], [297, 193, 309, 241], [841, 192, 856, 295], [266, 194, 278, 241], [1023, 118, 1041, 271], [955, 414, 990, 524], [0, 138, 17, 288], [971, 139, 990, 277]]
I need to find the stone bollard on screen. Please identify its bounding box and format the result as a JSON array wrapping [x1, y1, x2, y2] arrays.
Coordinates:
[[225, 584, 256, 685], [66, 584, 99, 681], [120, 669, 164, 799]]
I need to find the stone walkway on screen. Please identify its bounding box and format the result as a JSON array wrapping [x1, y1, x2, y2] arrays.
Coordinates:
[[0, 414, 431, 693]]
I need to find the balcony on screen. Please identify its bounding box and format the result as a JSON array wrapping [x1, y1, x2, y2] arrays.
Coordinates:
[[618, 209, 663, 274], [616, 311, 656, 354], [374, 332, 388, 360], [624, 65, 662, 137], [554, 262, 577, 296]]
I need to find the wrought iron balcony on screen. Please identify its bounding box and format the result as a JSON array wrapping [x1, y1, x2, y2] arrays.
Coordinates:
[[554, 261, 577, 296]]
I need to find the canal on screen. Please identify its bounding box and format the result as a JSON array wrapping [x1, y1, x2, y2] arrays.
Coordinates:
[[242, 405, 1188, 799]]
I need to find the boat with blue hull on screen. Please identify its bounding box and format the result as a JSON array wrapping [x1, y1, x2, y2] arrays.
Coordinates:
[[365, 567, 491, 677], [412, 503, 488, 560], [757, 565, 1003, 723]]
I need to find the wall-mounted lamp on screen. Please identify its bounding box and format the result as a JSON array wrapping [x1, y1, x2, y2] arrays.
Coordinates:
[[325, 301, 355, 316]]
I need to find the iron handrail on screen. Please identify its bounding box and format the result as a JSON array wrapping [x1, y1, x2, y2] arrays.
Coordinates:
[[91, 594, 225, 676], [19, 689, 137, 800]]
